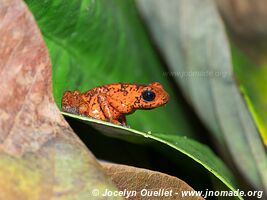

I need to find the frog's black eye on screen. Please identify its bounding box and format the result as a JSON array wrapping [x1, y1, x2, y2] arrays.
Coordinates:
[[141, 90, 156, 102]]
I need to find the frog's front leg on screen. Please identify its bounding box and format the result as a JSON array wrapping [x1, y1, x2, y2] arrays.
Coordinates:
[[118, 115, 128, 127], [97, 94, 122, 125]]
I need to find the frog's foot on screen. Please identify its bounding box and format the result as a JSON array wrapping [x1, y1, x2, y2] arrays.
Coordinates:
[[118, 115, 130, 127]]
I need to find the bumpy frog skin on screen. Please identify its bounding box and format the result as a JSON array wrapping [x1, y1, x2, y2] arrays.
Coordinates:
[[61, 82, 169, 125]]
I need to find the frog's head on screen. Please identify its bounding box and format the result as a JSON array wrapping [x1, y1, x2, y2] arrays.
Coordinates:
[[134, 82, 170, 109]]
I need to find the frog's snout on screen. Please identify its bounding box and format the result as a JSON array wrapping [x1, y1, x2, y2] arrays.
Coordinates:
[[163, 96, 169, 103], [162, 91, 170, 103]]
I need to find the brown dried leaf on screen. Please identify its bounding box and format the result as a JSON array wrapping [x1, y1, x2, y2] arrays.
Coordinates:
[[215, 0, 267, 40], [102, 162, 204, 200], [0, 0, 119, 199]]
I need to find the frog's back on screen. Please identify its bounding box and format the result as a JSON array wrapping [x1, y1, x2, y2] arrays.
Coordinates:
[[103, 83, 146, 95]]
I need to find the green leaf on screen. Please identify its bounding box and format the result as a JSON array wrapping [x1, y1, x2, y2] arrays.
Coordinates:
[[231, 44, 267, 191], [24, 0, 196, 138], [232, 45, 267, 145], [62, 112, 243, 200], [136, 0, 267, 191]]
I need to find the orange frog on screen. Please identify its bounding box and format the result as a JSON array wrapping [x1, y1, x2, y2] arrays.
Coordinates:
[[61, 82, 169, 126]]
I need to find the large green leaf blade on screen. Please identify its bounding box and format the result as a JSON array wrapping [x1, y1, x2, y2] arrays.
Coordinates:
[[25, 0, 196, 137]]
